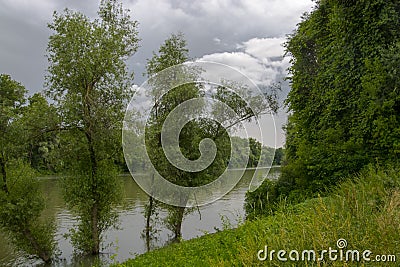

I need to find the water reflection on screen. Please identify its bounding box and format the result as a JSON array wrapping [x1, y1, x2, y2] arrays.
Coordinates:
[[0, 168, 280, 266]]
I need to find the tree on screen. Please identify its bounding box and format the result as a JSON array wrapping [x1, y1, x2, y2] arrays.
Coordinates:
[[272, 147, 284, 166], [143, 33, 278, 240], [45, 0, 139, 254], [0, 74, 25, 191], [244, 0, 400, 220], [248, 138, 261, 167], [283, 0, 400, 195], [144, 33, 230, 240], [246, 0, 400, 218], [21, 93, 62, 173], [144, 33, 198, 241], [0, 74, 55, 263]]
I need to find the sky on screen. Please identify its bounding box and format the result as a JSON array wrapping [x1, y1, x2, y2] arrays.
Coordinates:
[[0, 0, 315, 146]]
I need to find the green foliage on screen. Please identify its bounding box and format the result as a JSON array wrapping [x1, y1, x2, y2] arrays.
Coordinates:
[[0, 74, 26, 125], [62, 161, 122, 253], [0, 161, 56, 262], [279, 0, 400, 200], [244, 179, 280, 220], [20, 93, 63, 173], [247, 138, 261, 168], [45, 0, 139, 254], [117, 167, 400, 266], [0, 74, 27, 161], [228, 137, 276, 169], [146, 32, 189, 75], [0, 74, 56, 263], [272, 147, 284, 166], [144, 33, 209, 240], [145, 83, 230, 189]]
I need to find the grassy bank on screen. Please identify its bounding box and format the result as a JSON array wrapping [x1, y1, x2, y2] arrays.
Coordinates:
[[117, 167, 400, 266]]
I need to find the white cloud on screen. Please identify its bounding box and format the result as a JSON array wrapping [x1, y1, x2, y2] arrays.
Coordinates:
[[198, 37, 290, 87], [200, 52, 274, 85], [239, 37, 286, 59], [213, 37, 221, 44], [197, 35, 292, 147]]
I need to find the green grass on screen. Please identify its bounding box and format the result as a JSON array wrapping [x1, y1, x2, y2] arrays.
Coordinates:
[[116, 167, 400, 266]]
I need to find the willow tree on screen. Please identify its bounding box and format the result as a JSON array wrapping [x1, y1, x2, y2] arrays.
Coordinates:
[[144, 33, 278, 240], [0, 74, 55, 263], [45, 0, 139, 254], [144, 33, 195, 242]]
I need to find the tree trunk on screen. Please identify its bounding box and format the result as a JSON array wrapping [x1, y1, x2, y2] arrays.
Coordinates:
[[145, 195, 153, 252], [91, 202, 100, 254], [86, 131, 101, 255], [0, 153, 8, 193], [173, 206, 185, 241], [84, 85, 101, 255], [85, 127, 101, 255], [23, 228, 51, 263]]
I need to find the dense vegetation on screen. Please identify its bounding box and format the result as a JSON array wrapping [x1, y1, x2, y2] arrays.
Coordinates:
[[246, 0, 400, 218], [283, 0, 400, 196], [0, 75, 56, 263], [118, 167, 400, 266]]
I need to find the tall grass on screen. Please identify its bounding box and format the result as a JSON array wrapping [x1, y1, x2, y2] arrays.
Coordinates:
[[117, 167, 400, 266]]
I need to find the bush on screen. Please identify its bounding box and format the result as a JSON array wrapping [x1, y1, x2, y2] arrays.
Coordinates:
[[0, 161, 55, 262]]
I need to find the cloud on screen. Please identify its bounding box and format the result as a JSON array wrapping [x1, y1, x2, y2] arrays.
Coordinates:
[[125, 0, 313, 83], [1, 0, 56, 24], [197, 36, 293, 146], [0, 0, 313, 96], [239, 37, 286, 60], [213, 37, 221, 44], [198, 37, 290, 87]]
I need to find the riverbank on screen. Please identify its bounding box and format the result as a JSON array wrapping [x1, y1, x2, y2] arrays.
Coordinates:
[[116, 167, 400, 266], [1, 170, 262, 266]]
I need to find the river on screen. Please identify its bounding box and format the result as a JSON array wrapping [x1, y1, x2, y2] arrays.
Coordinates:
[[0, 168, 280, 266]]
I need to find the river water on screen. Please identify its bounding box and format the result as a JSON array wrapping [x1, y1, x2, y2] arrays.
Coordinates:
[[0, 168, 279, 266]]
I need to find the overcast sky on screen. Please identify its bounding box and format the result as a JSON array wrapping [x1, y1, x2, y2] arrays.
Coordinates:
[[0, 0, 315, 146]]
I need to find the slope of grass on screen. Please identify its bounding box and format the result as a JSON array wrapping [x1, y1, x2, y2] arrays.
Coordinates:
[[117, 167, 400, 266]]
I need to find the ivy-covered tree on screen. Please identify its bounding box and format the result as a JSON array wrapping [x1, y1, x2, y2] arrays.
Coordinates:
[[247, 0, 400, 218], [45, 0, 139, 254], [282, 0, 400, 197]]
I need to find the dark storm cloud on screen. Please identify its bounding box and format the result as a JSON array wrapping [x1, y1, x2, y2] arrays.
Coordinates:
[[0, 0, 313, 93], [0, 0, 98, 94], [128, 0, 314, 59], [0, 4, 49, 93]]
